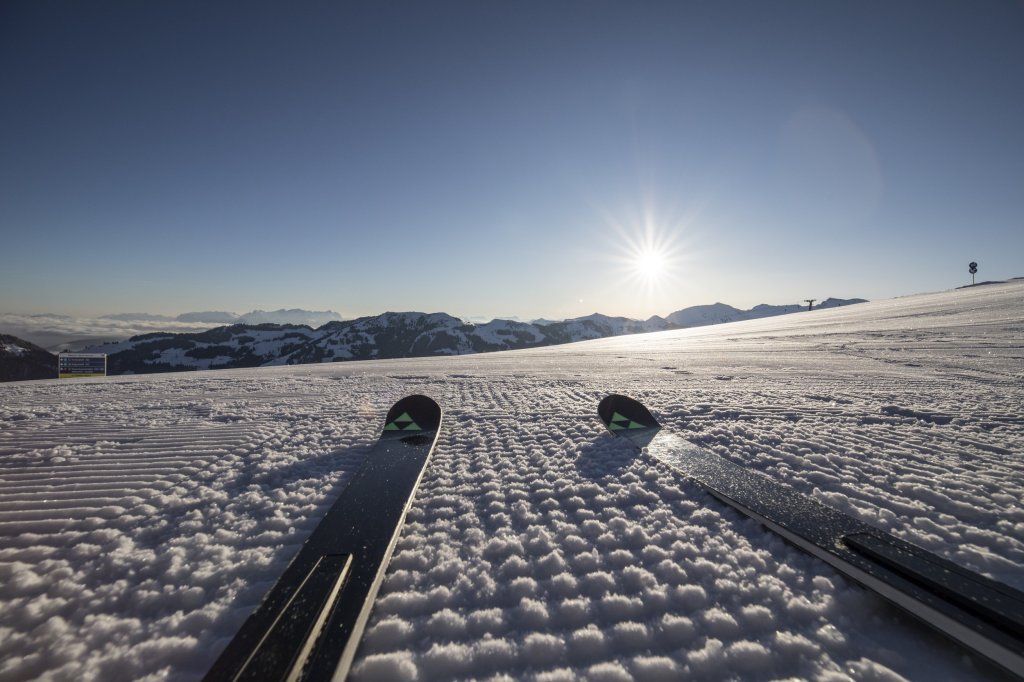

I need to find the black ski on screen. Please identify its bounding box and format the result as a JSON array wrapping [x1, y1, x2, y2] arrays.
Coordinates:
[[204, 394, 443, 682], [599, 394, 1024, 678]]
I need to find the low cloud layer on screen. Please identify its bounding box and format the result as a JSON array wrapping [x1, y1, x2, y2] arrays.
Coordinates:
[[0, 309, 345, 351], [0, 313, 219, 351]]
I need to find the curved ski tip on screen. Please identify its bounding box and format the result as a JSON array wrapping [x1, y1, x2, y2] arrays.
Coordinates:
[[598, 394, 661, 433], [383, 394, 442, 434]]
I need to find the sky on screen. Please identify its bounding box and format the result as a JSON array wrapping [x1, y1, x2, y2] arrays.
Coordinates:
[[1, 1, 1022, 322]]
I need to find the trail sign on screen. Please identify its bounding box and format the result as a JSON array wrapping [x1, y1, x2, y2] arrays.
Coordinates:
[[58, 353, 106, 378], [969, 261, 978, 285]]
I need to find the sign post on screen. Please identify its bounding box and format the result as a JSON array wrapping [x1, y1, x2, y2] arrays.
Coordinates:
[[969, 261, 978, 285], [58, 353, 107, 379]]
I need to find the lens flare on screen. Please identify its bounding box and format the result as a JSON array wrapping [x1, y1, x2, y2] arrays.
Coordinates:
[[577, 195, 706, 320], [633, 247, 667, 282], [611, 209, 691, 299]]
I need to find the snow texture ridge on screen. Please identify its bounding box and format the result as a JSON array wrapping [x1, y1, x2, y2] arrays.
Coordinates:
[[0, 282, 1022, 681]]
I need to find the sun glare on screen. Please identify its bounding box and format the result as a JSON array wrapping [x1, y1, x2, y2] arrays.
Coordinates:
[[615, 213, 687, 295], [589, 199, 702, 318], [634, 248, 667, 281]]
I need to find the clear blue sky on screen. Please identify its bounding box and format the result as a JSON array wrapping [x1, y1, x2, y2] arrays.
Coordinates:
[[1, 1, 1021, 321]]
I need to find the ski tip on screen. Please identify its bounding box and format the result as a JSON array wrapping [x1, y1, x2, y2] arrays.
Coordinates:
[[598, 394, 661, 434], [382, 394, 442, 435]]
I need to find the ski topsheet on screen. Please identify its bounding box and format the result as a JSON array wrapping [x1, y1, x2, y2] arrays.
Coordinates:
[[204, 395, 442, 682], [598, 394, 1024, 678]]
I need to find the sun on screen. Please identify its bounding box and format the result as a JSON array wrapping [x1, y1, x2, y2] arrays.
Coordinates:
[[591, 200, 702, 316], [633, 248, 668, 282], [619, 219, 681, 292]]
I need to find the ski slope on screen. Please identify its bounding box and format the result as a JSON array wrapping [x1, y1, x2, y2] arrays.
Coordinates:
[[1, 282, 1022, 681]]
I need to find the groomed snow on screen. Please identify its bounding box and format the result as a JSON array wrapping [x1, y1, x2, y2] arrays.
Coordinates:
[[1, 282, 1022, 681]]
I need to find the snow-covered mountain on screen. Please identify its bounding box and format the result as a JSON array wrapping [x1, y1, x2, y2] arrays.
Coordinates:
[[815, 297, 864, 309], [90, 324, 318, 374], [664, 302, 747, 327], [237, 309, 343, 327], [0, 334, 56, 381], [543, 313, 670, 341], [745, 303, 805, 319], [175, 311, 240, 324], [84, 313, 580, 373], [665, 298, 865, 327], [3, 301, 867, 360], [78, 300, 868, 376]]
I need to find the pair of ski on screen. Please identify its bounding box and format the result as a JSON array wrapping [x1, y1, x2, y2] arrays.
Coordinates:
[[205, 394, 1024, 682]]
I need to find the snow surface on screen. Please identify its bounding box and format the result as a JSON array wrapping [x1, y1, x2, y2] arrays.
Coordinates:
[[1, 282, 1023, 681]]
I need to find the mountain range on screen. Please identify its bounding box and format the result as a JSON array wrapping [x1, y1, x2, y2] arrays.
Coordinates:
[[70, 298, 864, 376], [1, 298, 865, 380]]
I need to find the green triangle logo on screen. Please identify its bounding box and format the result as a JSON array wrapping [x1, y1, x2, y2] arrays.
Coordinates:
[[608, 411, 648, 431], [385, 412, 422, 431], [610, 412, 640, 430]]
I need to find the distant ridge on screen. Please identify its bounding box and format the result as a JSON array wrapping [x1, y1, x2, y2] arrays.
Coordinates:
[[0, 334, 57, 381], [956, 277, 1024, 290], [665, 297, 863, 328], [73, 298, 867, 377]]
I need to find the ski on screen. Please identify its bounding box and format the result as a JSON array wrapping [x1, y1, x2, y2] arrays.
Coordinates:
[[204, 394, 443, 682], [598, 394, 1024, 678]]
